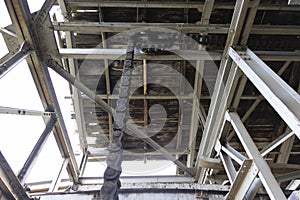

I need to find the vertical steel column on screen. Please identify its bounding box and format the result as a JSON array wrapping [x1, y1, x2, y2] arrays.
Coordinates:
[[195, 0, 250, 182], [187, 0, 215, 168], [57, 0, 88, 152], [48, 158, 70, 192]]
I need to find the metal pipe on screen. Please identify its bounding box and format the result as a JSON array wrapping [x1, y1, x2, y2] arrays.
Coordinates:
[[0, 42, 32, 79], [47, 60, 195, 176], [17, 116, 57, 183]]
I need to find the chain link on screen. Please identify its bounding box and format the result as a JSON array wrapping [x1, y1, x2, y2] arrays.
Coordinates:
[[100, 37, 135, 200]]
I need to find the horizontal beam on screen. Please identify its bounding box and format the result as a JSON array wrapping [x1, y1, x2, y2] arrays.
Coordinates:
[[53, 22, 300, 35], [59, 48, 300, 61], [78, 94, 260, 101], [0, 106, 54, 117], [87, 148, 189, 157], [229, 47, 300, 139], [59, 48, 222, 60], [53, 22, 228, 34], [0, 42, 32, 79], [67, 0, 300, 11]]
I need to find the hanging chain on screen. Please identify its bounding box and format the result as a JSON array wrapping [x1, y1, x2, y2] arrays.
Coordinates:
[[100, 36, 135, 200]]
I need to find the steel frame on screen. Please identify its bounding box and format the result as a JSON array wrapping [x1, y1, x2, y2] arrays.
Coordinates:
[[207, 46, 300, 199], [1, 0, 300, 199], [47, 59, 195, 177]]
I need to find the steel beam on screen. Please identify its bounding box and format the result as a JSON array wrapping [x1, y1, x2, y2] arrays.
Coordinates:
[[289, 0, 300, 5], [0, 42, 32, 79], [187, 0, 215, 168], [220, 144, 263, 200], [0, 151, 31, 200], [221, 144, 244, 165], [48, 158, 70, 192], [260, 130, 294, 157], [57, 0, 88, 153], [0, 106, 54, 117], [0, 178, 16, 200], [228, 0, 260, 116], [276, 170, 300, 183], [0, 27, 17, 38], [59, 48, 300, 61], [277, 83, 300, 164], [53, 22, 229, 34], [59, 48, 223, 60], [196, 62, 240, 182], [47, 60, 195, 176], [53, 22, 300, 35], [67, 1, 300, 11], [228, 47, 300, 139], [79, 94, 261, 101], [219, 150, 237, 184], [33, 0, 56, 24], [225, 159, 258, 200], [227, 60, 292, 141], [4, 0, 79, 183], [226, 111, 287, 200], [18, 116, 57, 183]]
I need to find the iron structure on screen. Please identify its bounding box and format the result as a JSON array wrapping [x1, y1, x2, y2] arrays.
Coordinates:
[[0, 0, 300, 200]]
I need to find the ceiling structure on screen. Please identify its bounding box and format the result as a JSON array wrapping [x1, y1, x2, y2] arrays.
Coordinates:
[[0, 0, 300, 199]]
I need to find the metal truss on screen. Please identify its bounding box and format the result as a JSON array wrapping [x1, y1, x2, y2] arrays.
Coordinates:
[[1, 0, 300, 199], [207, 47, 300, 199]]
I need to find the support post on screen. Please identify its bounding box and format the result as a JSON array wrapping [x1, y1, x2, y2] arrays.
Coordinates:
[[187, 0, 215, 168]]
